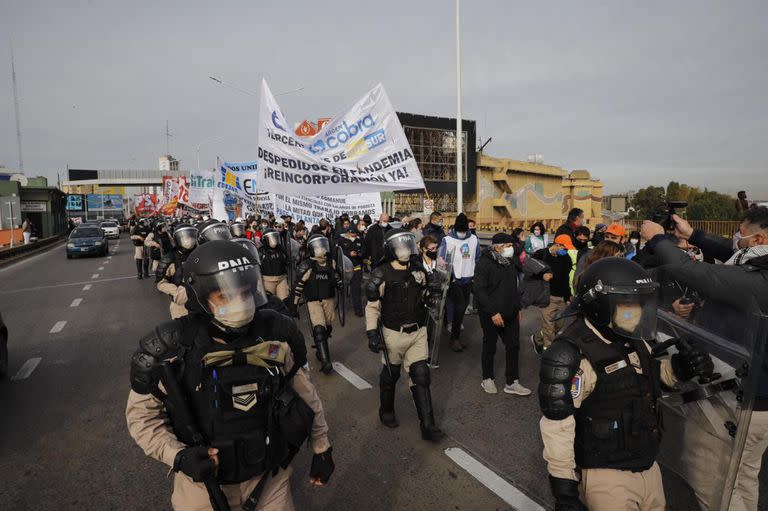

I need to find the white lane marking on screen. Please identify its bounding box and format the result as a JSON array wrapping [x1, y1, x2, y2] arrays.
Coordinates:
[[331, 362, 372, 390], [0, 275, 136, 295], [49, 321, 67, 334], [107, 256, 113, 259], [11, 358, 42, 381], [444, 447, 545, 511], [70, 298, 83, 307], [103, 261, 109, 264], [98, 266, 104, 270], [82, 284, 92, 291], [91, 274, 99, 279]]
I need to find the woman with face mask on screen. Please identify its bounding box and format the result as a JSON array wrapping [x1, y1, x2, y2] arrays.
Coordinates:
[[473, 233, 531, 396], [126, 240, 335, 510], [525, 222, 547, 256]]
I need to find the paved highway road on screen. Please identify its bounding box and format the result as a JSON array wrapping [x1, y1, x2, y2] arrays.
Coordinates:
[[1, 236, 766, 510]]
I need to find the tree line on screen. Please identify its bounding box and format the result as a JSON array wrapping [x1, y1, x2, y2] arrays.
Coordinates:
[[628, 182, 742, 221]]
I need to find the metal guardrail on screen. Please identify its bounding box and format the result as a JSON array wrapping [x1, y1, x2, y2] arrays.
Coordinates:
[[0, 234, 66, 266]]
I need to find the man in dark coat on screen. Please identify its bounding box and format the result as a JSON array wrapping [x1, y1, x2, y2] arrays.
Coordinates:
[[364, 213, 391, 267]]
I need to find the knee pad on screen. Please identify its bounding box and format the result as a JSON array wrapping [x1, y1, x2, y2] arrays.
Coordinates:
[[312, 325, 327, 345], [409, 360, 430, 387], [327, 325, 333, 337]]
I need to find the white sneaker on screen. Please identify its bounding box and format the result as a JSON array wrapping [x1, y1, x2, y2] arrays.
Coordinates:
[[481, 379, 498, 394], [446, 323, 452, 333], [504, 381, 532, 396]]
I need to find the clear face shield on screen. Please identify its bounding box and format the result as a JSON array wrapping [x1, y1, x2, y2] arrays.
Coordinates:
[[265, 231, 280, 249], [388, 232, 418, 262], [606, 288, 659, 340], [173, 227, 199, 251], [230, 222, 245, 237], [191, 262, 267, 329], [308, 236, 330, 258], [200, 223, 233, 243]]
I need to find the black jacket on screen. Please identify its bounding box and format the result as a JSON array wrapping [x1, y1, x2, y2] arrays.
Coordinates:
[[536, 248, 573, 300], [422, 222, 446, 245], [473, 248, 520, 319]]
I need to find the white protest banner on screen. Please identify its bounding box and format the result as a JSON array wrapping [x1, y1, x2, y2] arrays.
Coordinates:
[[189, 170, 216, 204], [257, 80, 425, 196], [273, 193, 382, 227], [219, 161, 259, 210]]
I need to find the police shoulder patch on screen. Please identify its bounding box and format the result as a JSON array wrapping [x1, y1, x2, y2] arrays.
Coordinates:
[[570, 372, 582, 399]]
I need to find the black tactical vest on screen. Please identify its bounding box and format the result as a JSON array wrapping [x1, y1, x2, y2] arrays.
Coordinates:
[[381, 262, 426, 330], [303, 260, 335, 301], [169, 251, 185, 285], [567, 320, 661, 472], [260, 246, 288, 277], [170, 326, 288, 484]]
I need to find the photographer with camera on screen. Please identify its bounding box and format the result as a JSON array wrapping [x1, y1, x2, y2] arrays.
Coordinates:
[[641, 206, 768, 510]]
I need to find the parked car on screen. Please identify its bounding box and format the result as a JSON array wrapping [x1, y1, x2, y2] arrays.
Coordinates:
[[0, 313, 7, 378], [66, 226, 109, 258], [100, 221, 120, 239]]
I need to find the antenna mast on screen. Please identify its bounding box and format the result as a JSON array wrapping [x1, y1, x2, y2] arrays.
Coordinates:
[[10, 40, 24, 171]]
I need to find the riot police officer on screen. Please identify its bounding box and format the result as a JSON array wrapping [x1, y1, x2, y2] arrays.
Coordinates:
[[127, 240, 334, 510], [538, 257, 713, 510], [259, 228, 291, 301], [131, 218, 151, 279], [230, 221, 246, 239], [365, 229, 445, 442], [291, 234, 342, 374], [156, 223, 198, 319], [198, 219, 233, 244]]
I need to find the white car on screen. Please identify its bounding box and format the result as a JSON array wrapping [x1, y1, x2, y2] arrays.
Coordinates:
[[100, 221, 120, 239]]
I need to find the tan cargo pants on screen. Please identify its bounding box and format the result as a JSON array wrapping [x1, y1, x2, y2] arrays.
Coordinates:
[[579, 462, 665, 511], [263, 275, 290, 301], [307, 299, 335, 328], [171, 466, 294, 511], [382, 325, 428, 384]]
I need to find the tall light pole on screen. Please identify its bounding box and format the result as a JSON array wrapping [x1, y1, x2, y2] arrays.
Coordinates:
[[455, 0, 463, 213], [10, 39, 24, 172], [195, 135, 225, 170]]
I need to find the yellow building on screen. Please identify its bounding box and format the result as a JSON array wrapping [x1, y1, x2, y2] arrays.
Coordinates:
[[474, 154, 603, 229]]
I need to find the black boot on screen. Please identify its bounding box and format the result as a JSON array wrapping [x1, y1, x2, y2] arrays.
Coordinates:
[[410, 384, 446, 442], [142, 259, 150, 278], [312, 325, 333, 374], [136, 259, 143, 279], [379, 364, 401, 428]]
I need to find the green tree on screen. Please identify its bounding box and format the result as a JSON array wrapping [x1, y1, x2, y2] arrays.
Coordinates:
[[686, 189, 739, 220], [630, 186, 666, 219]]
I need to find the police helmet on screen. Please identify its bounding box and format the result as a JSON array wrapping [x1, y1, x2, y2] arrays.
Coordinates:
[[576, 257, 659, 340], [307, 234, 330, 259], [384, 228, 418, 263], [263, 228, 281, 249], [230, 221, 245, 238], [231, 238, 261, 265], [183, 240, 268, 332], [198, 219, 232, 244], [173, 223, 199, 253]]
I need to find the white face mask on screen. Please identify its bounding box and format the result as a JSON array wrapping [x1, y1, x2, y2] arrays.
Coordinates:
[[395, 247, 411, 262], [211, 294, 256, 329], [630, 239, 639, 245], [501, 246, 515, 258], [380, 221, 389, 228], [456, 231, 467, 239]]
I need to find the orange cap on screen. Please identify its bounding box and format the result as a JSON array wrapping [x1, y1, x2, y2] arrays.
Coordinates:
[[554, 234, 575, 250], [606, 223, 626, 237]]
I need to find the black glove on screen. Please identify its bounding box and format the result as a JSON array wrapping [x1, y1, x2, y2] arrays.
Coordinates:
[[366, 329, 382, 353], [173, 446, 216, 483], [286, 300, 299, 318], [310, 447, 335, 484], [671, 342, 714, 381], [549, 476, 586, 511]]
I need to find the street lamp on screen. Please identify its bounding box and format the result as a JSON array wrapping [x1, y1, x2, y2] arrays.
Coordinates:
[[455, 0, 463, 214]]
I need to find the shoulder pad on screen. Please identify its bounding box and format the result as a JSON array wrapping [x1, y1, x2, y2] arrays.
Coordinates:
[[365, 266, 386, 301], [538, 338, 582, 421], [155, 255, 174, 282], [297, 259, 313, 277], [130, 320, 187, 394]]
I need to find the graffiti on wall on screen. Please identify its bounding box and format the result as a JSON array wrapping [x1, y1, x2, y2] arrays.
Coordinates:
[[502, 182, 563, 216]]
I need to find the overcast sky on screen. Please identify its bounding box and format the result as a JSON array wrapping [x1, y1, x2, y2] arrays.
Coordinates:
[[1, 0, 766, 197]]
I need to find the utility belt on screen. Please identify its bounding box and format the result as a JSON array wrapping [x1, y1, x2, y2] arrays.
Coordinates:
[[383, 321, 422, 334]]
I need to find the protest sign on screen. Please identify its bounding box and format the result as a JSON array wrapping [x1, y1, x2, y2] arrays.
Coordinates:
[[273, 193, 381, 227], [257, 80, 425, 196], [189, 170, 216, 204]]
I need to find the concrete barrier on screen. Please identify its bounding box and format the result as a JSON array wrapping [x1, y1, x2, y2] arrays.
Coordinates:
[[0, 234, 66, 268]]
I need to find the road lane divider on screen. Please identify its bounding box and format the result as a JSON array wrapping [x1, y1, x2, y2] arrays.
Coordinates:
[[444, 447, 545, 511], [11, 358, 42, 381], [82, 284, 92, 291], [91, 274, 99, 279], [98, 266, 104, 270], [49, 321, 67, 334], [331, 362, 373, 390], [70, 298, 83, 307], [0, 275, 137, 295]]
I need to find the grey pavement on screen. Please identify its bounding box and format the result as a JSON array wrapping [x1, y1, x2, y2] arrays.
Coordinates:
[[0, 238, 766, 510]]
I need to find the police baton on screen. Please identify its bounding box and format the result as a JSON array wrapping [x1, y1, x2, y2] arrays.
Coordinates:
[[377, 324, 393, 378], [160, 362, 231, 511]]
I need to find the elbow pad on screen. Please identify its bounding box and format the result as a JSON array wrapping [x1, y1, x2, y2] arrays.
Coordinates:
[[538, 339, 581, 420], [365, 268, 385, 302], [129, 321, 185, 394]]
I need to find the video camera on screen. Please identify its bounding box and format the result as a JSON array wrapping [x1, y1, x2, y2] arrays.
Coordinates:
[[651, 201, 688, 232]]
